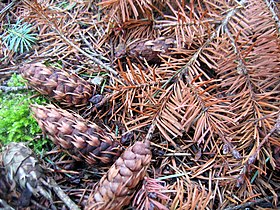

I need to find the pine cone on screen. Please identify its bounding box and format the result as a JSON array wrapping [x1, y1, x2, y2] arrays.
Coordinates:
[[20, 63, 94, 107], [1, 142, 52, 207], [1, 154, 31, 208], [31, 104, 122, 165], [86, 141, 151, 210], [0, 164, 31, 208], [116, 37, 176, 62], [0, 162, 14, 204], [0, 199, 14, 210]]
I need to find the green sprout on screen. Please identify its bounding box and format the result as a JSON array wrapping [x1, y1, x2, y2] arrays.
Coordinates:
[[1, 19, 37, 53]]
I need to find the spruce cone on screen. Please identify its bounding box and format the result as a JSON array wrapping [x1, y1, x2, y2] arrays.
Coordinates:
[[31, 104, 122, 165], [86, 141, 151, 210], [116, 37, 176, 62], [20, 63, 94, 107], [0, 198, 14, 210], [1, 154, 30, 208], [1, 142, 52, 207], [0, 160, 15, 205]]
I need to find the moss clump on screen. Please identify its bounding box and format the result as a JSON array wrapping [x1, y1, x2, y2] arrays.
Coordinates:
[[0, 74, 50, 153]]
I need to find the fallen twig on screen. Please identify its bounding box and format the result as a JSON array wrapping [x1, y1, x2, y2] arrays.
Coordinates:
[[22, 0, 118, 76], [0, 198, 14, 210], [264, 0, 280, 33], [0, 0, 17, 15], [41, 178, 80, 210], [0, 86, 29, 92], [224, 194, 280, 210], [0, 71, 17, 75], [248, 113, 280, 165]]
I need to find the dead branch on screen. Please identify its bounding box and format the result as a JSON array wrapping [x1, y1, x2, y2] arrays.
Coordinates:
[[0, 86, 28, 92], [41, 178, 80, 210], [0, 71, 17, 75], [247, 113, 280, 165], [224, 194, 280, 210], [264, 0, 280, 33], [21, 0, 118, 76], [0, 0, 17, 16], [0, 199, 14, 210]]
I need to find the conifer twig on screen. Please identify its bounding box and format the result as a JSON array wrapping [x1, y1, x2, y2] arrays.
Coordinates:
[[155, 0, 247, 93], [0, 85, 28, 92], [264, 0, 280, 33], [144, 119, 157, 143], [78, 31, 109, 61], [21, 0, 118, 76], [224, 25, 247, 75], [40, 178, 80, 210], [30, 200, 50, 210], [0, 71, 17, 75], [0, 198, 14, 210], [180, 0, 246, 76], [236, 113, 280, 186], [51, 29, 118, 76], [224, 194, 279, 210], [247, 113, 280, 165], [0, 0, 17, 15]]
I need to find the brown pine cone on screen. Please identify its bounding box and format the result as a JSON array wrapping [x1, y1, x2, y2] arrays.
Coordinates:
[[1, 142, 52, 207], [86, 140, 151, 210], [31, 104, 122, 165], [115, 37, 176, 62], [20, 63, 94, 107]]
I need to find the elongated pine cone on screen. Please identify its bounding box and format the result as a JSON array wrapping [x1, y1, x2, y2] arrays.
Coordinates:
[[1, 142, 52, 206], [20, 63, 93, 107], [86, 141, 151, 210], [116, 37, 176, 62], [31, 104, 122, 165]]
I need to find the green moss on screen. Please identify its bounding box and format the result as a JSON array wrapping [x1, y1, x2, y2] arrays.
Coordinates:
[[7, 73, 26, 87], [0, 74, 51, 153]]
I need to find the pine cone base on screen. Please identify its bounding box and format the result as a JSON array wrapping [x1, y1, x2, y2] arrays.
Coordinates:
[[86, 141, 151, 210]]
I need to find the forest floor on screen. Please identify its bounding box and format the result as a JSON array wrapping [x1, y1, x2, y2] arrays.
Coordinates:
[[0, 0, 280, 209]]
